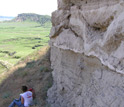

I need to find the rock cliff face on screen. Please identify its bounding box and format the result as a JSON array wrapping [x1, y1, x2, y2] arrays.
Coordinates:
[[47, 0, 124, 107], [14, 13, 51, 25]]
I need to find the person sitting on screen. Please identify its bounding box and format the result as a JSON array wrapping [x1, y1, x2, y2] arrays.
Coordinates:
[[9, 86, 34, 107]]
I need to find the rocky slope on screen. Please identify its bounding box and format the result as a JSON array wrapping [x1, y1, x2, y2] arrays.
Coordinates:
[[47, 0, 124, 107], [0, 47, 53, 107]]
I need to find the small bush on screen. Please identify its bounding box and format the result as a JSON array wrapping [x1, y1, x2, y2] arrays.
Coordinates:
[[26, 61, 35, 68], [2, 92, 11, 99], [13, 56, 21, 59], [22, 72, 28, 77], [40, 66, 49, 72]]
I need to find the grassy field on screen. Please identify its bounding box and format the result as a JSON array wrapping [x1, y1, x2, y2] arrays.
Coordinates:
[[0, 21, 51, 72]]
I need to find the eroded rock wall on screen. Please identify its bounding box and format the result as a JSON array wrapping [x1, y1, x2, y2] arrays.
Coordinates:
[[47, 0, 124, 107]]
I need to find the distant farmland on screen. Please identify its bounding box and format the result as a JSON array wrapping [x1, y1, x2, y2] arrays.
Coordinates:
[[0, 19, 51, 73]]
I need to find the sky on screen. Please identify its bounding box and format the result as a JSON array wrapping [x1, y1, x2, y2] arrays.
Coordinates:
[[0, 0, 58, 16]]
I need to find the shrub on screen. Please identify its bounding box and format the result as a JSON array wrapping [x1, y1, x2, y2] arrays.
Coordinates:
[[40, 66, 49, 72], [2, 92, 11, 99]]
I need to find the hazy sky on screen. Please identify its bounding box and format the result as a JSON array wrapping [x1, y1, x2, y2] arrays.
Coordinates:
[[0, 0, 57, 16]]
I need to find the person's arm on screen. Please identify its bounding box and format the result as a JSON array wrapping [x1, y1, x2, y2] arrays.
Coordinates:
[[21, 96, 24, 104], [29, 88, 36, 99]]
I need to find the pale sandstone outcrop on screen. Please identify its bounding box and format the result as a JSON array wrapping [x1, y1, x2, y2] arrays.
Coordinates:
[[48, 0, 124, 107]]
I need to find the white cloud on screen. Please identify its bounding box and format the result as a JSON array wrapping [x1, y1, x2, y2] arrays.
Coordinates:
[[0, 0, 57, 16]]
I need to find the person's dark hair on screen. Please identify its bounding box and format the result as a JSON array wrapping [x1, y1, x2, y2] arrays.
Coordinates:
[[22, 86, 28, 92]]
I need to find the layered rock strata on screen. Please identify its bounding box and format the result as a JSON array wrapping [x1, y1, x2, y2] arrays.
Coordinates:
[[47, 0, 124, 107]]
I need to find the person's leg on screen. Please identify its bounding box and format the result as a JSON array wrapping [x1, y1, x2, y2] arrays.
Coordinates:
[[8, 100, 15, 107], [18, 96, 21, 100], [8, 99, 22, 107], [20, 105, 25, 107]]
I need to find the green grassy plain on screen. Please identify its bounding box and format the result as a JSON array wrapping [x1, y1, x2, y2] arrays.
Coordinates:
[[0, 21, 51, 72]]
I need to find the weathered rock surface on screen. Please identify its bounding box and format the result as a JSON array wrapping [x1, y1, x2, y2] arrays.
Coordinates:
[[48, 0, 124, 107]]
